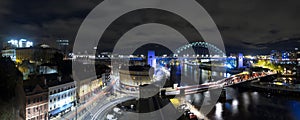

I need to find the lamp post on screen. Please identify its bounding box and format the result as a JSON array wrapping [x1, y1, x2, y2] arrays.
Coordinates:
[[75, 92, 80, 120]]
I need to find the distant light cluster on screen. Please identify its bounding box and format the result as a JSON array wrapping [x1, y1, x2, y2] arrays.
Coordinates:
[[7, 39, 33, 48]]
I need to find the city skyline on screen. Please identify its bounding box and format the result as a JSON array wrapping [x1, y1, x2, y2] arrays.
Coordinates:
[[0, 0, 300, 55], [1, 1, 300, 120]]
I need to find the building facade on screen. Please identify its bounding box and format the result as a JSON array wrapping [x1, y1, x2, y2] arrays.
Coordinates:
[[2, 44, 60, 63], [47, 77, 76, 118], [119, 65, 154, 90], [24, 84, 48, 120]]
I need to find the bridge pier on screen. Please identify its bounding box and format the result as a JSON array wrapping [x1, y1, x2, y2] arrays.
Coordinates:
[[218, 88, 226, 102]]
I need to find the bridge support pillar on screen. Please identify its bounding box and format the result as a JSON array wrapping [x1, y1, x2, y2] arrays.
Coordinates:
[[237, 53, 243, 68], [218, 88, 226, 102], [148, 50, 156, 68]]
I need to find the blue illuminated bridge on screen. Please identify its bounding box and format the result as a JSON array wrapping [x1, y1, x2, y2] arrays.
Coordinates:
[[174, 42, 226, 57], [155, 42, 229, 67]]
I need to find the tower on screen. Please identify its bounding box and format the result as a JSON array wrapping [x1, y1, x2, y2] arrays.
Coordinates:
[[148, 50, 156, 67], [56, 39, 69, 56], [238, 53, 243, 68]]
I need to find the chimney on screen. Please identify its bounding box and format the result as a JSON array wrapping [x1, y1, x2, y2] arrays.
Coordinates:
[[44, 78, 47, 86], [58, 76, 62, 82]]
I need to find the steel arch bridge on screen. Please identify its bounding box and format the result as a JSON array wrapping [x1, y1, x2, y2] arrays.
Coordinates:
[[175, 42, 226, 57]]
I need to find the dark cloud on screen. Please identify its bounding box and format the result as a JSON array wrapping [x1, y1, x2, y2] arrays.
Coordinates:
[[0, 0, 299, 55]]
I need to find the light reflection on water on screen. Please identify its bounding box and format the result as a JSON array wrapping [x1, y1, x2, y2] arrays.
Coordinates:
[[185, 89, 300, 120], [215, 102, 223, 120], [179, 64, 300, 120], [231, 99, 238, 115]]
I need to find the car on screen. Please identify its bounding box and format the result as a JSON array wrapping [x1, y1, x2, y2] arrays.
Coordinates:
[[113, 107, 122, 115], [130, 88, 135, 91], [189, 113, 197, 120], [106, 114, 118, 120]]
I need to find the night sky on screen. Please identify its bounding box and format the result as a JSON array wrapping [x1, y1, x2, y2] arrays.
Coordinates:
[[0, 0, 300, 55]]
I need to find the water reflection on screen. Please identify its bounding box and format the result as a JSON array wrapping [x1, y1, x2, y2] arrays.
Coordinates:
[[215, 102, 223, 120], [177, 64, 300, 120], [178, 64, 230, 86], [232, 99, 238, 115], [242, 93, 250, 111]]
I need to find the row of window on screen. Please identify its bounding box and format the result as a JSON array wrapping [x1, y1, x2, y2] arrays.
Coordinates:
[[49, 85, 75, 95], [27, 104, 47, 115], [49, 91, 75, 103], [27, 114, 44, 120], [28, 95, 47, 105]]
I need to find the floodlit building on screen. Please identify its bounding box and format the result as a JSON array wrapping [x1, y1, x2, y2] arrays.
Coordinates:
[[1, 49, 16, 61], [119, 65, 154, 90], [3, 39, 33, 49], [2, 44, 60, 63], [270, 49, 298, 65], [77, 73, 110, 104], [45, 74, 76, 118]]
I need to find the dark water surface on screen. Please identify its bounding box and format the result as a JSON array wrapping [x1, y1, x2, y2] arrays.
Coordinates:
[[178, 64, 300, 120]]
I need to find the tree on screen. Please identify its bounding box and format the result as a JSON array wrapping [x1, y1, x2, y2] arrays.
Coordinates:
[[50, 52, 64, 75], [0, 57, 25, 119]]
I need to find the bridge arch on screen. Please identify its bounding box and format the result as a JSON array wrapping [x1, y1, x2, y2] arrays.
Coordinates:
[[175, 42, 226, 57]]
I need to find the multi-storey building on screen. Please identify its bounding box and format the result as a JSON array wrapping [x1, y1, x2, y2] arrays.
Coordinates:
[[45, 74, 76, 118], [76, 76, 108, 104], [56, 39, 69, 56], [270, 49, 299, 76], [76, 64, 111, 104], [270, 49, 298, 65], [119, 65, 154, 90], [2, 44, 60, 63], [23, 80, 48, 120]]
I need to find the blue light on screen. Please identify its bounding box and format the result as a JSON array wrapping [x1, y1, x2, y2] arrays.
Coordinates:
[[226, 63, 233, 69]]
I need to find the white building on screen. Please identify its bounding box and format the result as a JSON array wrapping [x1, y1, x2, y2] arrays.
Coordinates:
[[47, 78, 76, 118]]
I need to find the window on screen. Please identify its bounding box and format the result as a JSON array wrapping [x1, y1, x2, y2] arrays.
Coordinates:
[[27, 98, 30, 104], [27, 108, 30, 114], [50, 99, 52, 102], [44, 104, 47, 110], [50, 91, 52, 94]]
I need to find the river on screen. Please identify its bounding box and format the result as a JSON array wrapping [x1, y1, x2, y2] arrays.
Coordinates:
[[177, 64, 300, 120]]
